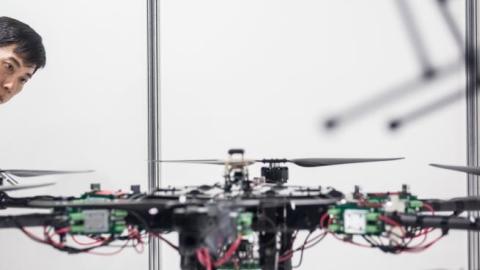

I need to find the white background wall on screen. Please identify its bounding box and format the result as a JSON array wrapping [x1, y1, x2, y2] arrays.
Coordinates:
[[160, 0, 467, 270], [0, 0, 468, 270]]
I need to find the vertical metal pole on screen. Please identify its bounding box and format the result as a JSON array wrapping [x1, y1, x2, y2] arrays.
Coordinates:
[[466, 0, 479, 269], [147, 0, 161, 269]]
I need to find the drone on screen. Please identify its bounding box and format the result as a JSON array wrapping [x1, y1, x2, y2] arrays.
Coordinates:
[[0, 149, 479, 270]]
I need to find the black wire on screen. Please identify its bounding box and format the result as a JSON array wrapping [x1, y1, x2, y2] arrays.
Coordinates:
[[300, 232, 327, 250], [126, 210, 151, 231], [361, 236, 377, 247], [291, 232, 327, 269], [256, 212, 279, 247], [292, 246, 305, 269], [292, 231, 314, 269], [129, 193, 148, 200]]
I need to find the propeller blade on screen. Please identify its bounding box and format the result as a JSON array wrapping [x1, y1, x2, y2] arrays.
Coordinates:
[[156, 159, 256, 166], [287, 157, 404, 167], [0, 182, 55, 192], [430, 164, 480, 175], [156, 159, 226, 165], [1, 169, 94, 177]]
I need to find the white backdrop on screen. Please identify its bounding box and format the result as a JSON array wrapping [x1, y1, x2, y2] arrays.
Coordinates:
[[160, 0, 467, 270], [0, 0, 468, 270]]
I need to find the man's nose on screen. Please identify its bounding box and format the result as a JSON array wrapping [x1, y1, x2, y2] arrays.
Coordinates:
[[2, 79, 17, 94]]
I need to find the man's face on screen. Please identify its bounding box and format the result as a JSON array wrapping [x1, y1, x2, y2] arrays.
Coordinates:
[[0, 44, 36, 104]]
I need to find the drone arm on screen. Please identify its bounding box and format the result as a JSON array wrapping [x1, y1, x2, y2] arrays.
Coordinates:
[[389, 213, 480, 231], [0, 213, 62, 228], [422, 197, 480, 212]]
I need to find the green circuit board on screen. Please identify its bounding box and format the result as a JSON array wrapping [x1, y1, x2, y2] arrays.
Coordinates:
[[327, 192, 424, 235]]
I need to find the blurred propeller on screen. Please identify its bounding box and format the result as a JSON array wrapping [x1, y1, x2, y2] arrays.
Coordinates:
[[430, 164, 480, 175], [158, 157, 403, 167], [0, 182, 55, 192], [157, 159, 256, 167], [260, 157, 404, 167], [0, 169, 94, 178]]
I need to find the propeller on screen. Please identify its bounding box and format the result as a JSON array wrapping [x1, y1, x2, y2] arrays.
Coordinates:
[[259, 157, 404, 167], [0, 182, 55, 192], [157, 157, 404, 167], [157, 159, 256, 166], [0, 169, 94, 178], [430, 164, 480, 175]]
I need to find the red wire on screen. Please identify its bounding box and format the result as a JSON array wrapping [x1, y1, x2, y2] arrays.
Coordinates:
[[357, 198, 383, 208], [278, 252, 293, 262], [94, 190, 127, 196], [128, 227, 144, 244], [412, 227, 434, 239], [196, 236, 242, 269], [71, 235, 105, 246], [134, 241, 144, 253], [19, 226, 48, 244], [330, 233, 372, 248], [213, 236, 242, 267], [379, 215, 406, 236], [319, 212, 329, 228], [278, 230, 327, 262], [86, 240, 130, 256], [43, 227, 65, 248], [409, 230, 429, 248], [196, 248, 212, 270], [55, 227, 71, 234], [196, 249, 205, 266], [404, 233, 444, 252], [422, 202, 435, 214]]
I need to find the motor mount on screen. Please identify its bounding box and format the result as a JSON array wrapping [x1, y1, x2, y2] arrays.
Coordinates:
[[261, 166, 289, 184]]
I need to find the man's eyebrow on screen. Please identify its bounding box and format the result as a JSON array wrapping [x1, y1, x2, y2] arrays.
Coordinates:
[[6, 57, 21, 68], [6, 56, 34, 78]]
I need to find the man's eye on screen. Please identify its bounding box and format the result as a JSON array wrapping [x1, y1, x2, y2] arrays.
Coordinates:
[[3, 62, 14, 72], [19, 77, 28, 84]]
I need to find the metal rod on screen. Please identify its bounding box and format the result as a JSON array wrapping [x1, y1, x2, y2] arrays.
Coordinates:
[[147, 0, 161, 269], [466, 0, 479, 269]]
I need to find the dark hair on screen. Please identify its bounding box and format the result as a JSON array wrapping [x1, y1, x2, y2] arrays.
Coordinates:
[[0, 16, 46, 70]]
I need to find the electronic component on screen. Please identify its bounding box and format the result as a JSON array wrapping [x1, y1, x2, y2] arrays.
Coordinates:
[[343, 209, 368, 234], [68, 209, 127, 234]]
